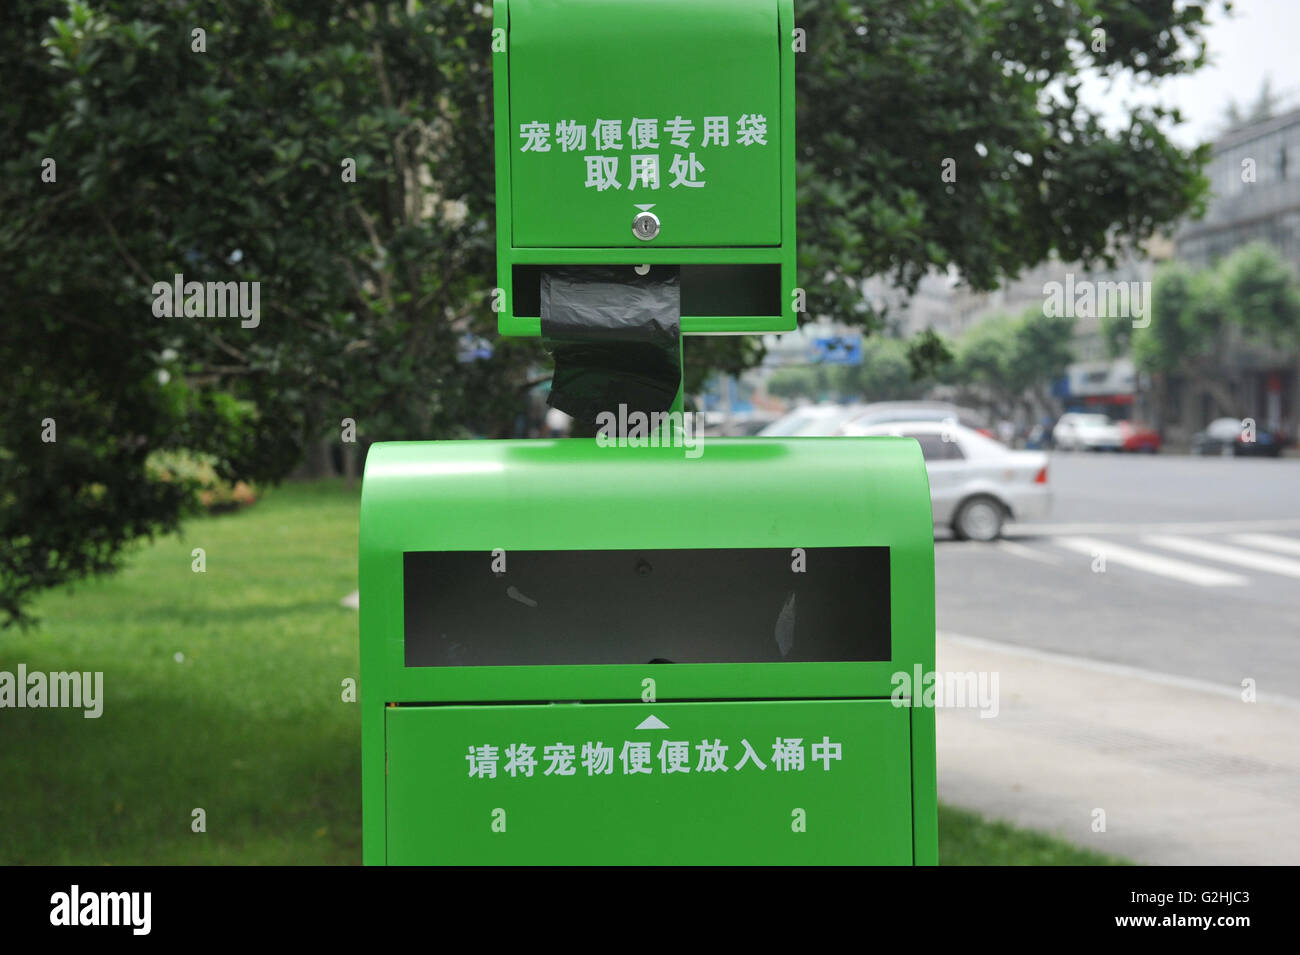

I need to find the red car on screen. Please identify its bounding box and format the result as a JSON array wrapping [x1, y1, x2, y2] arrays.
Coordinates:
[[1117, 420, 1160, 453]]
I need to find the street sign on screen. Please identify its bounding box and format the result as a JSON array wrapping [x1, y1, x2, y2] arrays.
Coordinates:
[[812, 335, 863, 365]]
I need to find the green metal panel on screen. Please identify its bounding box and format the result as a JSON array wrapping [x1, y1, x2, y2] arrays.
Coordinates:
[[508, 0, 780, 248], [386, 700, 915, 865], [359, 438, 938, 864], [492, 0, 799, 335]]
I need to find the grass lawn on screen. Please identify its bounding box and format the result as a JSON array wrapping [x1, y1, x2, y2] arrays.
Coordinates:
[[2, 480, 362, 864], [939, 805, 1128, 865], [1, 479, 1127, 865]]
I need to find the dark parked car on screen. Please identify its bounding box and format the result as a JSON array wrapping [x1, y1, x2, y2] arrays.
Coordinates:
[[1191, 417, 1286, 457]]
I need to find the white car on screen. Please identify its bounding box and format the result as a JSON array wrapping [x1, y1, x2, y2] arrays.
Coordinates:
[[1052, 412, 1123, 451], [833, 401, 990, 435], [757, 404, 862, 437], [842, 420, 1052, 540]]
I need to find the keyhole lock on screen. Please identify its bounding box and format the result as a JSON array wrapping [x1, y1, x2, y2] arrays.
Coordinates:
[[632, 211, 661, 241]]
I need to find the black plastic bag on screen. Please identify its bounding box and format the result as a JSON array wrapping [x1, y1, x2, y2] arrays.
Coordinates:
[[540, 266, 681, 428]]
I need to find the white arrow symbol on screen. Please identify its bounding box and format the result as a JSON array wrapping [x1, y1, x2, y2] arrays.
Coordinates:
[[635, 714, 669, 730], [633, 203, 656, 212]]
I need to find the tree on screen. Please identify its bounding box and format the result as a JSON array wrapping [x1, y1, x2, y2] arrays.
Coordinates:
[[2, 0, 530, 627], [834, 337, 930, 403], [953, 317, 1014, 406], [1132, 262, 1232, 426], [1220, 242, 1300, 347], [1, 0, 1226, 625], [1220, 75, 1285, 134], [794, 0, 1219, 365], [949, 309, 1074, 419], [1131, 244, 1300, 431], [1006, 308, 1077, 417], [767, 366, 831, 402]]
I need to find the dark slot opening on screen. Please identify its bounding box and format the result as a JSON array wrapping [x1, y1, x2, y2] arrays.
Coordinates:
[[404, 546, 890, 667]]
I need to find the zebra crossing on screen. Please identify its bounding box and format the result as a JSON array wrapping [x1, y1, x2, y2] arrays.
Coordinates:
[[982, 531, 1300, 589], [1051, 535, 1248, 587]]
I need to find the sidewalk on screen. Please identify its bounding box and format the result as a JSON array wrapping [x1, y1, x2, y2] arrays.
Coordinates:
[[936, 632, 1300, 865]]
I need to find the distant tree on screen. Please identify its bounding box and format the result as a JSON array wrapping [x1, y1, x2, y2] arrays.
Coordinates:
[[1220, 242, 1300, 347], [949, 309, 1074, 419], [1220, 75, 1286, 134], [949, 316, 1018, 418], [1132, 263, 1233, 426], [832, 338, 931, 403], [1006, 308, 1077, 416], [766, 336, 939, 404], [1131, 245, 1300, 431], [767, 367, 829, 402]]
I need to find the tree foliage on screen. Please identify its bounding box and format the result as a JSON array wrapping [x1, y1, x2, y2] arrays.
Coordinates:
[[2, 0, 525, 626], [767, 366, 834, 402], [1220, 242, 1300, 347], [1220, 75, 1283, 135], [950, 308, 1076, 417], [1130, 243, 1300, 424], [795, 0, 1220, 335], [836, 337, 931, 402], [1133, 243, 1300, 375], [768, 336, 934, 403]]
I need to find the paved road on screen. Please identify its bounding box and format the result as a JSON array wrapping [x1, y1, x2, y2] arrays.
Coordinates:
[[935, 452, 1300, 862], [937, 452, 1300, 695], [1026, 451, 1299, 524]]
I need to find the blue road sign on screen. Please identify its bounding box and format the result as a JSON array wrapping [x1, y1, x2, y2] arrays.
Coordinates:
[[811, 336, 862, 365]]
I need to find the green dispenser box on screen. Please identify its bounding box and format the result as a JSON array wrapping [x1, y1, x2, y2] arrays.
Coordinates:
[[493, 0, 800, 336], [358, 0, 938, 865]]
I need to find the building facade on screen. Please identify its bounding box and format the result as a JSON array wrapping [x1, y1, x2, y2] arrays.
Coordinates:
[[1172, 105, 1300, 444]]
